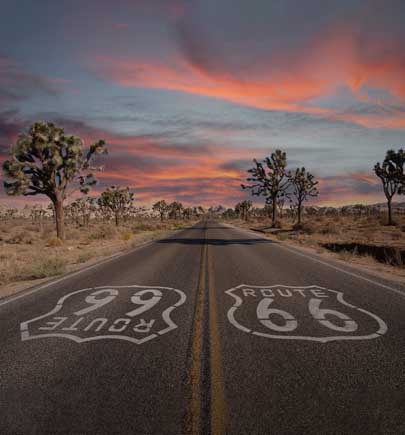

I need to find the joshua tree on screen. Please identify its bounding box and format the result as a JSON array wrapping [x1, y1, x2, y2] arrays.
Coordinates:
[[276, 197, 286, 219], [153, 200, 169, 221], [374, 149, 405, 225], [168, 201, 183, 219], [197, 206, 205, 216], [98, 186, 134, 226], [2, 122, 107, 239], [183, 207, 192, 220], [287, 167, 319, 225], [30, 204, 47, 222], [235, 200, 252, 221], [69, 197, 96, 226], [234, 202, 242, 219], [3, 207, 18, 220], [242, 149, 289, 226], [222, 208, 236, 219]]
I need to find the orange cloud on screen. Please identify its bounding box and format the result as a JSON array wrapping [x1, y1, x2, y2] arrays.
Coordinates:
[[94, 55, 329, 115], [0, 121, 387, 208], [92, 25, 405, 129]]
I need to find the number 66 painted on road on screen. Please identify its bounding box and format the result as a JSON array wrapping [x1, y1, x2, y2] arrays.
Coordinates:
[[226, 285, 388, 343], [257, 298, 358, 333]]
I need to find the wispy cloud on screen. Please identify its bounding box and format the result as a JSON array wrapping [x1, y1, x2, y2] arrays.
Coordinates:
[[0, 56, 65, 104], [0, 112, 386, 207], [91, 18, 405, 130]]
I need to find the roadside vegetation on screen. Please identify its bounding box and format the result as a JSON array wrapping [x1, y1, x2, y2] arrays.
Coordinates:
[[0, 205, 201, 298], [223, 148, 405, 278], [1, 122, 404, 292], [0, 121, 205, 297]]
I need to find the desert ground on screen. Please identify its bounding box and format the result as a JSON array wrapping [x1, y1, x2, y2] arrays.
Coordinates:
[[1, 206, 404, 300], [229, 211, 405, 283], [0, 217, 189, 299]]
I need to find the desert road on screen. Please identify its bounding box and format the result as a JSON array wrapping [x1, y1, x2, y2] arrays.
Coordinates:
[[1, 220, 405, 434]]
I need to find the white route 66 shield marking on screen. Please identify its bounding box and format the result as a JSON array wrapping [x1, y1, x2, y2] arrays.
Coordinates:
[[20, 285, 186, 345], [226, 285, 388, 343]]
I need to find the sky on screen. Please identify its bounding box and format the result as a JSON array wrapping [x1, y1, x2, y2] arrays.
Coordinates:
[[1, 0, 405, 208]]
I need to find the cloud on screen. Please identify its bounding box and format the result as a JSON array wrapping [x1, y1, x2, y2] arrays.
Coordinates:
[[315, 171, 384, 206], [90, 5, 405, 130], [0, 110, 26, 157], [0, 112, 388, 208], [0, 113, 251, 206], [0, 56, 63, 104]]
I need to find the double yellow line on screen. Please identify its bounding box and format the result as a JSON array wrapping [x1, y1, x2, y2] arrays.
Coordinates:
[[189, 228, 226, 435]]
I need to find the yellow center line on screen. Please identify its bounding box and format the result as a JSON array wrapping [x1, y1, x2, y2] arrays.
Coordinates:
[[207, 242, 227, 435], [188, 231, 207, 435], [188, 222, 227, 435]]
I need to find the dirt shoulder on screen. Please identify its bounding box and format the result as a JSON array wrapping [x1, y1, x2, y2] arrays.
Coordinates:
[[0, 219, 190, 300], [227, 216, 405, 285]]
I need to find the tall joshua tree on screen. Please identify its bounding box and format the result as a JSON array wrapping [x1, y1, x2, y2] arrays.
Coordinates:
[[236, 200, 252, 221], [153, 200, 168, 221], [242, 149, 289, 227], [168, 201, 183, 219], [98, 186, 134, 226], [288, 167, 319, 225], [2, 122, 107, 240], [374, 149, 405, 225]]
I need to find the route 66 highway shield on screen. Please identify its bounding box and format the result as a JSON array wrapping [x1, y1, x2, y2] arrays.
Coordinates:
[[20, 285, 186, 345], [226, 285, 388, 343]]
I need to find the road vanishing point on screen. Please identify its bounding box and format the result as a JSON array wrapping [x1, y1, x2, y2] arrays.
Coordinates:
[[1, 220, 405, 434]]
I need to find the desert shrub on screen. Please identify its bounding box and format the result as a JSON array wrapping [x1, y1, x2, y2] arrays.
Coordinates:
[[132, 222, 157, 232], [46, 237, 64, 247], [7, 231, 36, 244], [121, 230, 133, 241], [319, 222, 339, 235], [292, 222, 314, 234], [77, 251, 95, 263], [276, 232, 289, 241], [88, 225, 117, 240], [27, 257, 67, 279], [66, 228, 81, 241], [337, 250, 353, 262]]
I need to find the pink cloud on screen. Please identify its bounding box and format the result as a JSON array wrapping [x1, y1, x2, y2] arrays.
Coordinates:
[[90, 24, 405, 129]]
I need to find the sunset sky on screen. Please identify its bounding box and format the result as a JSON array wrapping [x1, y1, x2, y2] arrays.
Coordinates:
[[1, 0, 405, 207]]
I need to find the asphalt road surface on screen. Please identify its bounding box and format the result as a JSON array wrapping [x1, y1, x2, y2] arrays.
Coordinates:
[[1, 220, 405, 435]]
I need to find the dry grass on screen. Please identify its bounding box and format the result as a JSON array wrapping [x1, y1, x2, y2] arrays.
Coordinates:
[[228, 212, 405, 281], [0, 218, 190, 299]]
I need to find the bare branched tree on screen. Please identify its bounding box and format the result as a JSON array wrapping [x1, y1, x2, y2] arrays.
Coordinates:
[[242, 150, 289, 226], [287, 167, 319, 225], [98, 186, 134, 226]]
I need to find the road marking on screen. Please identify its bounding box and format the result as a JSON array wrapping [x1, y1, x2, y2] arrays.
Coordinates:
[[20, 285, 186, 344], [188, 235, 207, 435], [226, 284, 388, 343], [228, 224, 405, 299], [188, 225, 227, 435], [207, 243, 227, 435]]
